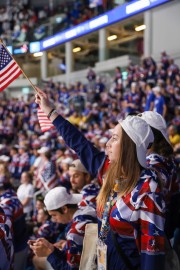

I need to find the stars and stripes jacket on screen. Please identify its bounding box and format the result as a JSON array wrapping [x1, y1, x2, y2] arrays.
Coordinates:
[[47, 205, 97, 269], [0, 206, 14, 270], [0, 189, 28, 252], [52, 115, 166, 270]]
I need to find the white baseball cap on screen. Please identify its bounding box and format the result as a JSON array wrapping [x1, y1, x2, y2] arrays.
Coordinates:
[[44, 187, 83, 211], [0, 144, 5, 150], [61, 157, 74, 165], [69, 159, 88, 173], [120, 116, 154, 168], [139, 111, 170, 144], [37, 146, 50, 154], [0, 155, 10, 162], [153, 86, 161, 93]]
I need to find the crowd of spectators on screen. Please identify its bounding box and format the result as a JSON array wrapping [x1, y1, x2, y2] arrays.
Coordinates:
[[0, 0, 118, 45], [0, 51, 180, 269]]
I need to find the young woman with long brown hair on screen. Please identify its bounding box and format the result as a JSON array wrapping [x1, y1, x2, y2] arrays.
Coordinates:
[[35, 89, 166, 270]]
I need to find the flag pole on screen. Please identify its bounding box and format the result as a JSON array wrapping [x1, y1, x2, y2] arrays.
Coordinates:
[[0, 39, 39, 93]]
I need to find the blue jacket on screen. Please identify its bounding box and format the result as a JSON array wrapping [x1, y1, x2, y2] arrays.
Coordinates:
[[52, 115, 165, 270], [53, 115, 105, 178]]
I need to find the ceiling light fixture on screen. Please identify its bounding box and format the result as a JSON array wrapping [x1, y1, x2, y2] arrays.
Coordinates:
[[33, 52, 43, 57], [135, 24, 146, 31], [73, 47, 81, 53], [107, 35, 117, 41]]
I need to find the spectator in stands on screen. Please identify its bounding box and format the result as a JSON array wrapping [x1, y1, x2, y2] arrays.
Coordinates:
[[172, 106, 180, 128], [31, 206, 59, 270], [69, 159, 100, 208], [9, 147, 20, 181], [139, 111, 178, 236], [123, 82, 141, 115], [94, 76, 105, 102], [68, 111, 83, 127], [17, 171, 34, 221], [57, 157, 72, 190], [144, 82, 155, 111], [35, 90, 166, 270], [114, 66, 122, 85], [0, 206, 14, 270], [16, 144, 30, 181], [32, 195, 45, 223], [28, 186, 97, 270], [33, 207, 59, 242], [168, 125, 180, 148], [153, 86, 167, 117], [86, 67, 96, 82], [0, 165, 28, 270], [34, 146, 58, 191]]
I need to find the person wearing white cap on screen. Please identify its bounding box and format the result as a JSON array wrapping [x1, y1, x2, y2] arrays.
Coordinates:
[[69, 159, 100, 209], [139, 111, 179, 238], [35, 88, 166, 270], [28, 186, 97, 270]]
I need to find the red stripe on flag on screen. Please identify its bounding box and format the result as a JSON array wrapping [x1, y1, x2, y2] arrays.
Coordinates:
[[1, 61, 17, 77], [0, 44, 22, 91], [37, 108, 55, 133], [1, 66, 21, 85], [0, 70, 22, 92]]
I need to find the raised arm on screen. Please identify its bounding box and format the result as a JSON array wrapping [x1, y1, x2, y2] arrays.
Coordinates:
[[35, 88, 106, 177]]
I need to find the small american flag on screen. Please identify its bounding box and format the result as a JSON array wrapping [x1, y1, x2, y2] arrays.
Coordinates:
[[0, 43, 22, 91], [37, 107, 55, 132]]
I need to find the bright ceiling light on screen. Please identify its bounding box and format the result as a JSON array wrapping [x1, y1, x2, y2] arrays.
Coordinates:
[[135, 24, 146, 31], [107, 35, 117, 41], [33, 52, 43, 57], [73, 47, 81, 53]]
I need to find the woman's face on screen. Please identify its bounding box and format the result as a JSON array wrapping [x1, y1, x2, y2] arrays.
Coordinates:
[[21, 172, 29, 184], [106, 124, 122, 162]]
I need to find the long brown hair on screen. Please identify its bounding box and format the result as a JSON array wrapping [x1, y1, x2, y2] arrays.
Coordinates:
[[97, 128, 141, 212]]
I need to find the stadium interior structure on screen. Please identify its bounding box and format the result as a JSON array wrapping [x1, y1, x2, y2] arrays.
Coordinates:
[[0, 0, 180, 94]]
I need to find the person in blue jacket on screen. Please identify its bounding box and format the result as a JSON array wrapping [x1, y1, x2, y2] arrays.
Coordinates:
[[34, 88, 166, 270]]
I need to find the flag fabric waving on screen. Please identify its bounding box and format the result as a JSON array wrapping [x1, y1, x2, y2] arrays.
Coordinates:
[[37, 107, 55, 132], [0, 43, 22, 92]]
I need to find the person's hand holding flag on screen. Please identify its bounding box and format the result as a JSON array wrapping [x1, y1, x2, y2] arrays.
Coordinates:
[[0, 41, 56, 133], [35, 87, 58, 132]]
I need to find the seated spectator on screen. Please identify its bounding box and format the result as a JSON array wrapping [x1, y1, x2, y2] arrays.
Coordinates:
[[69, 159, 100, 208], [144, 82, 155, 111], [9, 147, 19, 181], [34, 146, 58, 191], [153, 86, 167, 117], [33, 208, 59, 243], [17, 171, 34, 221], [32, 195, 45, 223], [123, 82, 141, 115], [68, 111, 83, 127], [86, 67, 96, 82], [16, 144, 30, 182], [0, 166, 28, 270], [28, 186, 97, 270], [168, 125, 180, 147], [0, 206, 14, 270], [114, 66, 122, 85]]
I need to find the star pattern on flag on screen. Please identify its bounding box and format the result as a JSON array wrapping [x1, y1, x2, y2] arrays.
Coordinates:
[[0, 43, 22, 92], [0, 46, 12, 69]]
